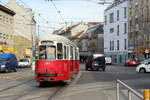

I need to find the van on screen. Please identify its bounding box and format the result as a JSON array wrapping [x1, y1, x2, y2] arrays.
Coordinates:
[[85, 54, 106, 71], [18, 58, 31, 68], [105, 57, 112, 65], [0, 53, 18, 72]]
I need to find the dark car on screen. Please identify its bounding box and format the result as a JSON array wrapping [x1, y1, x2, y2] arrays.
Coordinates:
[[124, 59, 139, 66], [0, 53, 18, 72], [85, 54, 106, 71]]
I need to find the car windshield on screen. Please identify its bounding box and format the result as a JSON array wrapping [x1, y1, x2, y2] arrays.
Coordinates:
[[93, 57, 105, 63], [0, 58, 9, 62]]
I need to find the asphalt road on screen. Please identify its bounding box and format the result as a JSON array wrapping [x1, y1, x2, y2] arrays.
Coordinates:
[[0, 64, 149, 100], [78, 64, 150, 89]]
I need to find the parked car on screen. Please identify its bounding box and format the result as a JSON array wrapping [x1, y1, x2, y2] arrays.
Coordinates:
[[139, 59, 150, 64], [136, 61, 150, 73], [124, 59, 139, 66], [0, 53, 17, 72], [85, 54, 106, 71], [18, 58, 31, 68], [105, 57, 112, 65]]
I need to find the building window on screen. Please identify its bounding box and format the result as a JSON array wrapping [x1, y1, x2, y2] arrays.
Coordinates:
[[124, 39, 127, 50], [110, 41, 114, 51], [117, 25, 119, 36], [117, 40, 119, 50], [3, 16, 5, 23], [109, 41, 111, 51], [112, 41, 114, 51], [110, 28, 114, 33], [117, 10, 119, 21], [109, 13, 114, 23], [0, 15, 2, 21], [105, 16, 107, 25], [124, 7, 127, 18], [124, 23, 127, 34]]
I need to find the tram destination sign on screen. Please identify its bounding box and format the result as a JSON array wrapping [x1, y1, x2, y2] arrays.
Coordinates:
[[41, 41, 54, 45]]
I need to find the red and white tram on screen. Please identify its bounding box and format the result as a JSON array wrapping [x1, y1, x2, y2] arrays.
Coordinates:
[[35, 34, 80, 85]]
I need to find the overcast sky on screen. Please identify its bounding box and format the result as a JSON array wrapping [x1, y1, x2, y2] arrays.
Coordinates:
[[0, 0, 111, 34]]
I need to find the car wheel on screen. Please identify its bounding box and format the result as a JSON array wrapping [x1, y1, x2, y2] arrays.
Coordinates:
[[96, 68, 99, 71], [139, 68, 146, 73], [85, 66, 88, 71], [14, 68, 17, 72], [5, 68, 11, 73], [39, 82, 47, 87]]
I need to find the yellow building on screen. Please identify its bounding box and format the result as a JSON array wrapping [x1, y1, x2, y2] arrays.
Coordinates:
[[13, 35, 32, 59], [7, 0, 36, 59]]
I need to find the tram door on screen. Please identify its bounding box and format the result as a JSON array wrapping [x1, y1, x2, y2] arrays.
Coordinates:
[[73, 47, 76, 74]]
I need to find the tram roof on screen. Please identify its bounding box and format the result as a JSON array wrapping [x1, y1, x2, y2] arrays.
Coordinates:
[[39, 34, 77, 47]]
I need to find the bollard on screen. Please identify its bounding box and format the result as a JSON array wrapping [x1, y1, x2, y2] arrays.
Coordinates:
[[144, 89, 150, 100]]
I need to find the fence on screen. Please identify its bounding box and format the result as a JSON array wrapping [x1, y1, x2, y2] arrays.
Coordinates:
[[116, 79, 150, 100]]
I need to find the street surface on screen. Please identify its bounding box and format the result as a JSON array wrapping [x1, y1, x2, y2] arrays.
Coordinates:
[[0, 65, 149, 100]]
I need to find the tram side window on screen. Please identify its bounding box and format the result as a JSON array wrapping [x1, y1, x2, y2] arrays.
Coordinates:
[[46, 46, 56, 60], [64, 46, 67, 60], [70, 46, 73, 60], [57, 43, 63, 59], [39, 45, 46, 59], [39, 45, 56, 60], [67, 46, 69, 59]]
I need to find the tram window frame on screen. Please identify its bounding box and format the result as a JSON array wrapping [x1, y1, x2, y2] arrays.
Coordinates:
[[57, 43, 63, 60]]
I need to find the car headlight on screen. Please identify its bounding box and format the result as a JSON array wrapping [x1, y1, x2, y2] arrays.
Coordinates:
[[1, 65, 6, 67]]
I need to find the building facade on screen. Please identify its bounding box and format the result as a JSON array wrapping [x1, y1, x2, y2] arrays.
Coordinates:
[[128, 0, 150, 60], [104, 0, 128, 64], [54, 22, 104, 62], [0, 4, 15, 53], [7, 0, 36, 59]]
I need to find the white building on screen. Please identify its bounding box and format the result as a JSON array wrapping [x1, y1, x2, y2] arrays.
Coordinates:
[[104, 0, 128, 64]]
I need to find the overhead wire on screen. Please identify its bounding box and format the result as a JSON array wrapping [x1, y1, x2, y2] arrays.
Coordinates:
[[48, 0, 66, 24]]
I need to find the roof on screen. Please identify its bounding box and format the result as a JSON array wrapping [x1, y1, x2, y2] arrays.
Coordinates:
[[39, 34, 77, 47], [0, 4, 15, 16]]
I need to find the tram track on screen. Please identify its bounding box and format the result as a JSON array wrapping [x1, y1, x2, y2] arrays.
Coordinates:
[[0, 78, 33, 92], [0, 70, 33, 80]]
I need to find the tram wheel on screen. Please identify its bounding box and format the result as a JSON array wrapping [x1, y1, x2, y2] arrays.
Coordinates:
[[39, 82, 47, 87]]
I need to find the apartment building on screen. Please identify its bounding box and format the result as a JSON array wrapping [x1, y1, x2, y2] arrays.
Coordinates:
[[54, 22, 104, 62], [104, 0, 128, 64], [7, 0, 36, 59], [128, 0, 150, 60], [0, 4, 15, 53]]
